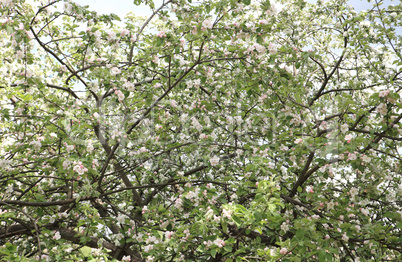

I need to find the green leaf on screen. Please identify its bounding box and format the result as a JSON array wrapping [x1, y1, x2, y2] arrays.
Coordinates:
[[5, 243, 16, 252], [224, 245, 233, 252], [110, 13, 121, 21], [80, 236, 91, 244], [222, 222, 228, 233], [80, 246, 92, 257], [232, 215, 242, 226], [210, 248, 217, 258]]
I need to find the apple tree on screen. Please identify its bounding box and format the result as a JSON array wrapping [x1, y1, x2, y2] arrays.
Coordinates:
[[0, 0, 401, 261]]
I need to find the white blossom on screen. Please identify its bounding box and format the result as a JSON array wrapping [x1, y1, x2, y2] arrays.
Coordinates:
[[123, 81, 135, 91], [117, 214, 126, 224], [294, 138, 303, 144], [202, 18, 213, 29], [281, 222, 289, 232], [268, 43, 277, 54], [376, 103, 387, 115], [73, 164, 87, 175], [110, 67, 121, 76], [210, 156, 219, 166], [360, 208, 369, 216], [31, 140, 41, 150], [340, 123, 349, 134], [342, 232, 349, 242], [87, 143, 94, 153], [213, 238, 225, 248], [122, 255, 131, 261], [53, 231, 61, 240], [62, 160, 71, 170], [350, 187, 359, 198], [362, 155, 371, 163]]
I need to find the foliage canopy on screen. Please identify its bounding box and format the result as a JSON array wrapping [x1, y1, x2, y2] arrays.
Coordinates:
[[0, 0, 401, 261]]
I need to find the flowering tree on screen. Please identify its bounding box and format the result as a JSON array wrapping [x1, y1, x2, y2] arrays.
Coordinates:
[[1, 0, 401, 261]]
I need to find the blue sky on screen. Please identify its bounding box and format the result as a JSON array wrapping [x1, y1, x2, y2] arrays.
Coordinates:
[[346, 0, 398, 12]]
